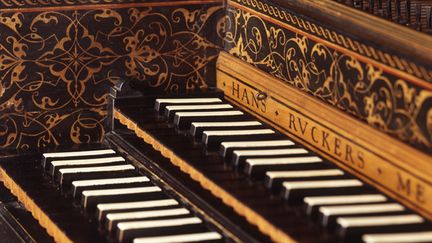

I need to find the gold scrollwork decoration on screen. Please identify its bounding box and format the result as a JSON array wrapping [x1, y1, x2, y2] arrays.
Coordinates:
[[0, 4, 224, 150], [230, 0, 432, 83], [225, 7, 432, 152]]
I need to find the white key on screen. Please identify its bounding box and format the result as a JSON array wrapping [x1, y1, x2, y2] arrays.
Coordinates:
[[192, 121, 261, 128], [59, 164, 135, 184], [320, 203, 405, 216], [337, 215, 424, 228], [42, 149, 116, 167], [221, 140, 294, 148], [363, 231, 432, 243], [234, 148, 308, 157], [204, 129, 275, 138], [304, 194, 388, 216], [175, 110, 243, 117], [166, 104, 232, 111], [51, 157, 125, 176], [267, 169, 344, 179], [107, 208, 190, 231], [72, 176, 149, 188], [266, 169, 344, 187], [133, 232, 223, 243], [43, 149, 116, 158], [117, 217, 202, 242], [304, 194, 387, 206], [283, 179, 363, 190], [83, 186, 161, 197], [82, 187, 161, 208], [155, 98, 222, 110], [97, 199, 179, 221], [247, 156, 323, 166]]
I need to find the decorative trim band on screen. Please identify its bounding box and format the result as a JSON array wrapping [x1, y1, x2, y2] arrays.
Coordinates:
[[0, 168, 73, 243], [0, 0, 222, 10]]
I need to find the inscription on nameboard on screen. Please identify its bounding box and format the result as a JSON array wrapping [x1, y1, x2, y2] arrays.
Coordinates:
[[217, 52, 432, 219]]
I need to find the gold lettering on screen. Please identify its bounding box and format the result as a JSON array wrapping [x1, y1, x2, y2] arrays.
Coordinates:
[[251, 92, 259, 109], [357, 151, 365, 168], [241, 89, 250, 105], [260, 100, 266, 113], [232, 82, 240, 98], [334, 138, 342, 157], [397, 173, 411, 196], [345, 144, 353, 163], [311, 126, 319, 143], [322, 131, 330, 151], [298, 118, 308, 135], [289, 113, 297, 132], [416, 184, 426, 204]]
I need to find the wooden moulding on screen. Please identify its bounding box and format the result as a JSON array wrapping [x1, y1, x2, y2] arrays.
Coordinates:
[[0, 168, 73, 243], [216, 51, 432, 220], [114, 110, 297, 243], [0, 0, 223, 13], [271, 0, 432, 65]]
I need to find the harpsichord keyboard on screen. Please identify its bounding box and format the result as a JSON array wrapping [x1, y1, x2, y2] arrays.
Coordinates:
[[0, 147, 229, 243], [111, 93, 432, 243], [2, 92, 431, 243]]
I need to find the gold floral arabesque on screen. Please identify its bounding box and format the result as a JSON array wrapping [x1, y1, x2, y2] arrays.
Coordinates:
[[0, 5, 224, 150], [224, 7, 432, 152], [230, 0, 432, 83]]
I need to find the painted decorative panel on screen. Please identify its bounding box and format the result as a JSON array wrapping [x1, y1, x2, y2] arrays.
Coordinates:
[[0, 1, 224, 151], [224, 0, 432, 153]]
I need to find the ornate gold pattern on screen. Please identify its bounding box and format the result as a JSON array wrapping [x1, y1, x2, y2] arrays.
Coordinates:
[[0, 5, 224, 150], [0, 0, 191, 8], [224, 7, 432, 152], [229, 0, 432, 83]]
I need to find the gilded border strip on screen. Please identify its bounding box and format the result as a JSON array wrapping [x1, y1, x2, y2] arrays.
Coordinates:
[[228, 0, 432, 84], [0, 168, 73, 243], [0, 0, 222, 12]]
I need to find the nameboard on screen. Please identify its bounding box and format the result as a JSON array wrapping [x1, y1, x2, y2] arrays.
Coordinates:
[[217, 52, 432, 220]]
